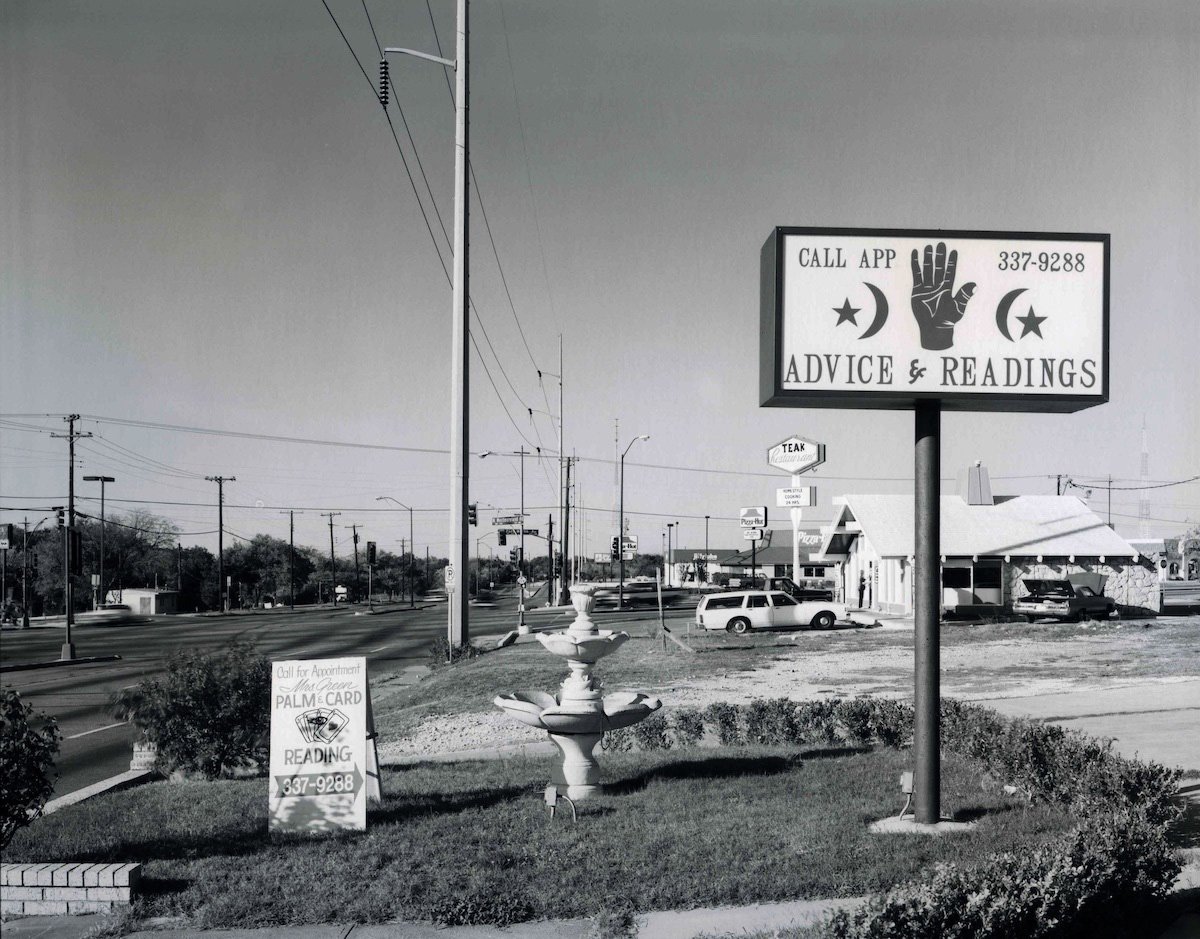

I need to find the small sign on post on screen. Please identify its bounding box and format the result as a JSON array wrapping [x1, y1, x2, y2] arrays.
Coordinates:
[[739, 506, 767, 529]]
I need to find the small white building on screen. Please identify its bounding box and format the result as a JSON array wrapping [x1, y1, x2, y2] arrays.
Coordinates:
[[819, 465, 1160, 615], [105, 588, 178, 615]]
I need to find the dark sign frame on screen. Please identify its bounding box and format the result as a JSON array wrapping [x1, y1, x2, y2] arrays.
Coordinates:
[[759, 226, 1110, 413]]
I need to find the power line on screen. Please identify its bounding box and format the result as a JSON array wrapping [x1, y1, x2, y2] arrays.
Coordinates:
[[1067, 474, 1200, 491]]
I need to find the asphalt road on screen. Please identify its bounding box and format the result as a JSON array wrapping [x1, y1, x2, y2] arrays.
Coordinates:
[[0, 584, 589, 798]]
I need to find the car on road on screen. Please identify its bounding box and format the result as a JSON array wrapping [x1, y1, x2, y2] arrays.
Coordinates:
[[1012, 578, 1118, 622], [696, 590, 847, 633], [76, 603, 137, 626]]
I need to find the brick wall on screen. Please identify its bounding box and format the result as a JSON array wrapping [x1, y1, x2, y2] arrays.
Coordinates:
[[1, 863, 140, 916]]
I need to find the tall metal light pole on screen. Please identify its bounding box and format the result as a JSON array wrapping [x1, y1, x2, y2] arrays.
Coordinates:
[[376, 496, 415, 608], [617, 434, 650, 611], [205, 476, 236, 612], [82, 475, 115, 610], [383, 0, 469, 648]]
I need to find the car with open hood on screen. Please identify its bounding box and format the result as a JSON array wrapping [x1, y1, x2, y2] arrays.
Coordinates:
[[1012, 575, 1118, 622]]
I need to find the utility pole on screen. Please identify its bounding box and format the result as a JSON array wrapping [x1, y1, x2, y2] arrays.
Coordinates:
[[1108, 474, 1113, 528], [51, 414, 91, 659], [82, 475, 115, 609], [204, 476, 236, 613], [546, 513, 554, 606], [400, 538, 407, 603], [1055, 474, 1063, 496], [21, 519, 31, 629], [558, 456, 573, 603], [345, 524, 362, 600], [279, 510, 302, 609], [321, 512, 341, 601], [382, 0, 469, 647]]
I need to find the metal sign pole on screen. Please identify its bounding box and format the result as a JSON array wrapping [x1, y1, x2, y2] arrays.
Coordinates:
[[914, 399, 941, 824]]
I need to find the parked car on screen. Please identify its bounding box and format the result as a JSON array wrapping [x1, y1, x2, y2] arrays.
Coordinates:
[[696, 590, 847, 633], [1012, 578, 1118, 622]]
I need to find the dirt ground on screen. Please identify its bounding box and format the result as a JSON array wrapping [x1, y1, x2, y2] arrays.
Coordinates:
[[380, 613, 1200, 772]]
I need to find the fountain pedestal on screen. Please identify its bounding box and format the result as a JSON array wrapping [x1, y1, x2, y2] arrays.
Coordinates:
[[495, 584, 661, 800]]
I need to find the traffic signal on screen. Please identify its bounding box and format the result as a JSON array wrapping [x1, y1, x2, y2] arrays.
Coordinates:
[[467, 503, 478, 526], [367, 541, 376, 565], [68, 529, 83, 575], [56, 507, 65, 529], [3, 523, 13, 547], [498, 531, 507, 546], [611, 536, 620, 561], [31, 552, 39, 575], [509, 548, 518, 562]]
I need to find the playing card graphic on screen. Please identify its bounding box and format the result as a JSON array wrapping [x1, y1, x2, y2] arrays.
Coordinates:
[[294, 707, 349, 743], [313, 708, 348, 743]]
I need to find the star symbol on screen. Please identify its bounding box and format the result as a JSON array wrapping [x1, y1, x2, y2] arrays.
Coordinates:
[[1016, 306, 1047, 339], [833, 298, 860, 326]]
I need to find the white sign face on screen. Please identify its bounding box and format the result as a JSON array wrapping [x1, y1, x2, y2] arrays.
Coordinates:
[[743, 528, 764, 541], [693, 553, 718, 561], [740, 506, 767, 528], [270, 657, 368, 833], [593, 553, 610, 563], [767, 436, 825, 474], [444, 565, 455, 586], [622, 536, 638, 550], [761, 228, 1109, 412], [777, 486, 815, 508]]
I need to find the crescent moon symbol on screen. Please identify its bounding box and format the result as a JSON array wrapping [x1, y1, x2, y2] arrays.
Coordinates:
[[858, 282, 889, 339], [996, 288, 1027, 342]]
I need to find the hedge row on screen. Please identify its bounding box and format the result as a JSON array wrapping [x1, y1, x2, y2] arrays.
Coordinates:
[[605, 696, 1180, 822], [604, 696, 1184, 938]]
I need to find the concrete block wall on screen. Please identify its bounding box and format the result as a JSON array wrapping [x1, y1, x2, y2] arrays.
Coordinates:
[[1007, 558, 1162, 613], [1, 863, 140, 916]]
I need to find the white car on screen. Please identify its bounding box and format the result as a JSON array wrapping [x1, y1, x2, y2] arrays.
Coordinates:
[[696, 590, 847, 633]]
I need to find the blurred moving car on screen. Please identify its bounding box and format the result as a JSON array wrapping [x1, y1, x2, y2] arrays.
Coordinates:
[[1012, 578, 1118, 622], [76, 603, 137, 626], [696, 590, 847, 633]]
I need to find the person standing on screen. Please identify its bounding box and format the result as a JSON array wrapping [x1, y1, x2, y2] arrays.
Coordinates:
[[857, 573, 866, 609]]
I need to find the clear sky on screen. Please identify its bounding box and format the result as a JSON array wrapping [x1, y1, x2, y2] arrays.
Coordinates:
[[2, 0, 1197, 563]]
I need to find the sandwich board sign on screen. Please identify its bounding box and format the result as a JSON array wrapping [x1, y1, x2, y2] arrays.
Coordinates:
[[269, 656, 381, 833]]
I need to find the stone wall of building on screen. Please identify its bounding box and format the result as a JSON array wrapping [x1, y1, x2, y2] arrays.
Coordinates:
[[1006, 557, 1161, 613]]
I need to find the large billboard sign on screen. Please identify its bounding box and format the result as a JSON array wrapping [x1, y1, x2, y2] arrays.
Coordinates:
[[760, 228, 1109, 412]]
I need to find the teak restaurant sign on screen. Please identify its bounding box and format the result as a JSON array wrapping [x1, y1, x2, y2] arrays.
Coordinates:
[[760, 228, 1109, 412]]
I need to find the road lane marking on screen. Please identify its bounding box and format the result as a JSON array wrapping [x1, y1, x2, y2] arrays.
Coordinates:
[[65, 721, 129, 740], [367, 645, 389, 653]]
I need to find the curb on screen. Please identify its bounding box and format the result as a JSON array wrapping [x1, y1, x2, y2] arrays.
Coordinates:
[[0, 655, 122, 674], [43, 770, 160, 816]]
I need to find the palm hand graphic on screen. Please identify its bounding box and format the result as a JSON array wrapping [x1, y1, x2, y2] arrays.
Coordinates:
[[910, 242, 976, 351]]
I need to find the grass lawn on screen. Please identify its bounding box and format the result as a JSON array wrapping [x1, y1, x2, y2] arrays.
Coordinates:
[[5, 746, 1075, 928]]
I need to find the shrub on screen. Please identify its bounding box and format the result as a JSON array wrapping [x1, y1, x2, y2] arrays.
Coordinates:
[[109, 640, 270, 779], [632, 712, 672, 751], [426, 888, 536, 926], [427, 636, 481, 670], [744, 698, 802, 745], [0, 688, 60, 849], [794, 699, 843, 746], [603, 726, 635, 752], [703, 702, 741, 745], [670, 707, 706, 747], [823, 809, 1181, 938]]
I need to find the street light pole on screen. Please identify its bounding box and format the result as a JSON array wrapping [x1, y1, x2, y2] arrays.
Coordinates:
[[666, 523, 674, 588], [83, 475, 115, 609], [383, 0, 469, 648], [617, 434, 650, 612], [377, 497, 416, 608], [479, 449, 530, 632]]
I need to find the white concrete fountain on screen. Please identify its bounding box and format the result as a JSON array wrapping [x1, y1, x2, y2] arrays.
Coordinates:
[[494, 583, 662, 799]]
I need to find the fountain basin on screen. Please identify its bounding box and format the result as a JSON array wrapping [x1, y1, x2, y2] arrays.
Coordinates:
[[536, 629, 629, 664], [494, 690, 662, 735]]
